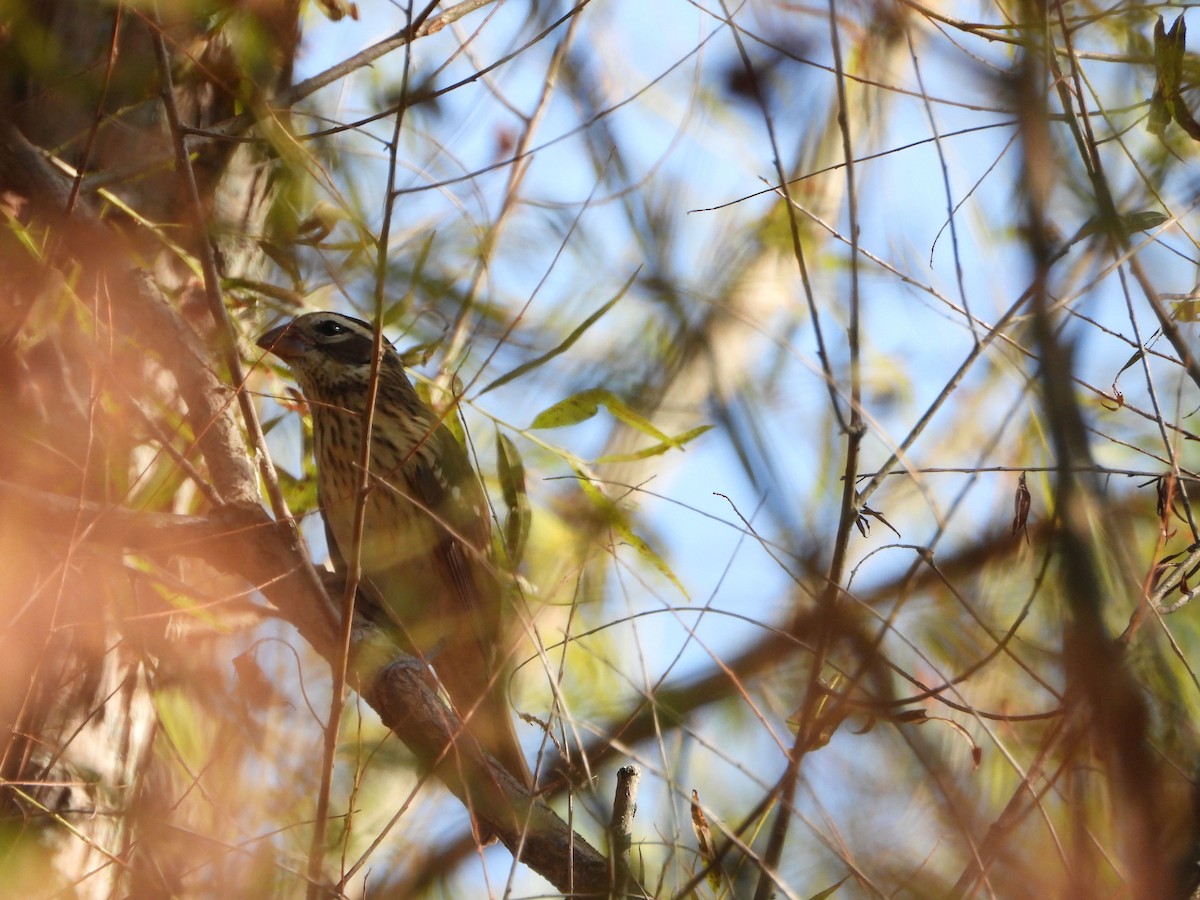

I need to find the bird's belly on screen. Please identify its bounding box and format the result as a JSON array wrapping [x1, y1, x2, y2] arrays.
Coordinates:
[[321, 473, 440, 573], [313, 407, 438, 571]]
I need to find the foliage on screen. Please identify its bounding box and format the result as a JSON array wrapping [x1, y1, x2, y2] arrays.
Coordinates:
[[1, 0, 1200, 897]]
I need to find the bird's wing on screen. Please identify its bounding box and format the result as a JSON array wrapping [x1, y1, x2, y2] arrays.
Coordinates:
[[335, 420, 531, 786], [405, 428, 501, 663], [404, 428, 532, 786]]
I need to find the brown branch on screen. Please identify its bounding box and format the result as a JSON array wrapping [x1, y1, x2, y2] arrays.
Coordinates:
[[364, 662, 608, 893], [608, 765, 640, 896], [278, 0, 499, 112]]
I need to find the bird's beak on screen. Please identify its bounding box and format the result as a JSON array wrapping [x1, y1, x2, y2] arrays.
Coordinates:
[[256, 322, 308, 361]]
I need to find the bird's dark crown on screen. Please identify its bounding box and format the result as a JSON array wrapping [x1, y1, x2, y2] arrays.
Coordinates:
[[257, 311, 404, 395], [255, 312, 400, 367]]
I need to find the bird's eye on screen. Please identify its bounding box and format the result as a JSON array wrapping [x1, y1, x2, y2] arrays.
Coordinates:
[[314, 319, 347, 338]]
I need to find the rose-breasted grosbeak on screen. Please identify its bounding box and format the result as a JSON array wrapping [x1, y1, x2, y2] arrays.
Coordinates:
[[256, 311, 530, 800]]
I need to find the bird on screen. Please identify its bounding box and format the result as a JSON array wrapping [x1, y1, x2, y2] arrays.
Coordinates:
[[255, 311, 531, 816]]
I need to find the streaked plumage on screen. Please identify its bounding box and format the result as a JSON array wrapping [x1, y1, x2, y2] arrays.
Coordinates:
[[256, 311, 530, 798]]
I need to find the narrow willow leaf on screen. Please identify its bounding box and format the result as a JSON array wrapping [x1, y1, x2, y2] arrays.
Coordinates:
[[576, 474, 689, 600], [601, 393, 678, 445], [259, 413, 286, 436], [258, 240, 302, 286], [1072, 209, 1168, 244], [530, 388, 610, 429], [294, 200, 344, 245], [808, 875, 851, 899], [1172, 299, 1200, 322], [480, 267, 640, 396], [1114, 347, 1145, 377], [531, 388, 676, 449], [387, 230, 436, 325], [594, 424, 713, 463], [496, 430, 531, 566]]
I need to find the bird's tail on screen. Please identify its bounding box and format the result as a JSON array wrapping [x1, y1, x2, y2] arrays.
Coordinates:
[[437, 655, 531, 781], [434, 650, 532, 843]]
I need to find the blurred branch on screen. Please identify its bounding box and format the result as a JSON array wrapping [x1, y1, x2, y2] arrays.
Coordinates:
[[149, 22, 292, 521], [440, 6, 584, 384], [0, 479, 610, 894], [404, 487, 1154, 882], [1021, 13, 1171, 895], [547, 516, 1069, 778], [278, 0, 502, 114], [0, 120, 258, 507], [79, 0, 586, 196], [0, 479, 337, 640]]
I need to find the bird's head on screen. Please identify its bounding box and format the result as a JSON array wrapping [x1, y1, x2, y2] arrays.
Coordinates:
[[257, 311, 399, 396]]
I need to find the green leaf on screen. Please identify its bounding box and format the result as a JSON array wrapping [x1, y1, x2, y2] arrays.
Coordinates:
[[259, 412, 286, 436], [479, 267, 640, 395], [576, 473, 689, 600], [1172, 300, 1200, 322], [1149, 16, 1200, 140], [530, 389, 608, 429], [1150, 17, 1177, 136], [1121, 211, 1170, 234], [1072, 210, 1169, 244], [258, 240, 302, 287], [807, 875, 851, 899], [496, 430, 531, 567], [594, 424, 713, 464], [531, 388, 677, 451]]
